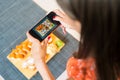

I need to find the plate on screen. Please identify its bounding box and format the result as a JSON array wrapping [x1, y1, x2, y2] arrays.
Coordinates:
[[7, 33, 65, 79]]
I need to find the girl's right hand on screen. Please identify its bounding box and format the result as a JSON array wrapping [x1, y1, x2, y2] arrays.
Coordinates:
[[53, 9, 81, 34], [26, 32, 48, 62]]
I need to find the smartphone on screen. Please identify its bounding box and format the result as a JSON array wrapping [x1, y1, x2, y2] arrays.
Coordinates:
[[29, 12, 60, 42]]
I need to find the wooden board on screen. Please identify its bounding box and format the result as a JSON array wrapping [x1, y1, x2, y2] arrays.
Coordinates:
[[7, 33, 65, 79]]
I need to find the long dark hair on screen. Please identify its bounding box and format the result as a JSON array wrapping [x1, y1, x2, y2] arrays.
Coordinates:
[[57, 0, 120, 80]]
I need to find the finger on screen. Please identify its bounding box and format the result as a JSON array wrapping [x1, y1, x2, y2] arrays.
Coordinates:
[[53, 9, 65, 17], [45, 37, 49, 45], [26, 31, 39, 43], [60, 25, 67, 34], [26, 31, 35, 42], [41, 38, 48, 47], [53, 16, 63, 23], [55, 9, 66, 15]]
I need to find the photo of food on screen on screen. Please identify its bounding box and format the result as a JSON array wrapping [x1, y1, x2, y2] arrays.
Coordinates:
[[35, 19, 55, 37]]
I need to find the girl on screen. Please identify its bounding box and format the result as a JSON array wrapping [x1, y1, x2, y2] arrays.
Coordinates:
[[27, 0, 120, 80]]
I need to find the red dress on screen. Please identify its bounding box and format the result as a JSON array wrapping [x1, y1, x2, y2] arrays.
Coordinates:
[[66, 57, 96, 80]]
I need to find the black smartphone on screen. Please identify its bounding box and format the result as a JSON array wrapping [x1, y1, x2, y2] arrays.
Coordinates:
[[29, 12, 60, 42]]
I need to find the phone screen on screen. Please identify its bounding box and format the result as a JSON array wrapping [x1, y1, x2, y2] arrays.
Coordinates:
[[29, 12, 60, 42], [33, 17, 57, 39]]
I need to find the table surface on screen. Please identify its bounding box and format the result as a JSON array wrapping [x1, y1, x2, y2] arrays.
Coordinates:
[[0, 0, 79, 80]]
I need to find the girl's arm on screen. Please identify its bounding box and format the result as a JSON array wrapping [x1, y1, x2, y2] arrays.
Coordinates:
[[35, 59, 55, 80], [26, 32, 55, 80]]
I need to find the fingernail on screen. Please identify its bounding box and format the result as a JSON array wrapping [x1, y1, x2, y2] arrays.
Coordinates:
[[53, 16, 56, 19], [48, 36, 51, 40]]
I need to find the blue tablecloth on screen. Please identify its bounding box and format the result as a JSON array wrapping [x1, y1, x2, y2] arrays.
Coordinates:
[[0, 0, 79, 80]]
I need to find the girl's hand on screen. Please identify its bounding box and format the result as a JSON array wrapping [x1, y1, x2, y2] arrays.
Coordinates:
[[26, 32, 48, 62], [53, 9, 81, 34], [27, 32, 55, 80]]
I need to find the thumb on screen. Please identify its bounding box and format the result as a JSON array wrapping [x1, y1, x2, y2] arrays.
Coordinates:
[[42, 37, 49, 46], [26, 31, 39, 43], [45, 37, 49, 45]]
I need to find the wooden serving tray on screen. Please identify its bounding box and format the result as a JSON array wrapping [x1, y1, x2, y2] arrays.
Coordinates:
[[7, 33, 65, 79]]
